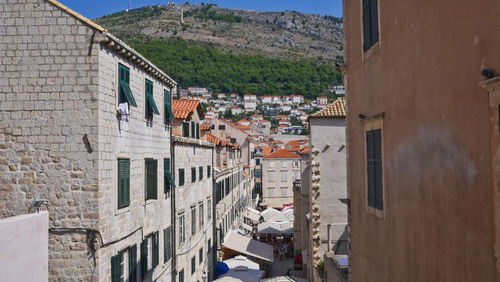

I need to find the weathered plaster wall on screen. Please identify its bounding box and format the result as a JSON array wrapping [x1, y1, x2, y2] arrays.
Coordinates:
[[345, 0, 500, 280]]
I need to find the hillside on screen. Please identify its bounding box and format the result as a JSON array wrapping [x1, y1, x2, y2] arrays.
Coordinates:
[[94, 4, 344, 98], [95, 3, 344, 63]]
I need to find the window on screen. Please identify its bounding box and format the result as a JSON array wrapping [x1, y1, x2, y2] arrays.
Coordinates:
[[140, 233, 157, 278], [207, 165, 211, 178], [199, 166, 203, 180], [196, 123, 200, 139], [218, 124, 226, 130], [362, 0, 379, 52], [164, 158, 175, 197], [268, 171, 274, 182], [145, 159, 158, 200], [208, 238, 212, 253], [281, 171, 287, 182], [281, 161, 287, 168], [293, 161, 299, 168], [207, 199, 212, 222], [179, 214, 185, 243], [268, 187, 275, 197], [182, 122, 189, 137], [191, 167, 196, 183], [152, 232, 159, 269], [145, 79, 160, 119], [294, 171, 300, 180], [179, 269, 184, 282], [225, 178, 230, 195], [191, 256, 196, 275], [366, 129, 383, 210], [191, 121, 195, 138], [117, 159, 130, 209], [111, 245, 137, 282], [179, 168, 185, 186], [164, 89, 175, 124], [118, 64, 137, 107], [281, 187, 288, 197], [199, 203, 204, 229], [256, 170, 261, 178], [191, 206, 197, 235], [216, 182, 221, 203], [163, 227, 172, 263], [256, 159, 260, 165], [199, 248, 203, 264], [230, 137, 237, 144], [269, 161, 274, 168]]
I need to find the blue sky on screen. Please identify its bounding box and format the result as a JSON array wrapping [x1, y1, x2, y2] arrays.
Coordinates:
[[58, 0, 342, 20]]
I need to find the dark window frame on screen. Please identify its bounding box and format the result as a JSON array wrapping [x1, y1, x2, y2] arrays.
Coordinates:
[[366, 128, 383, 210], [362, 0, 379, 52]]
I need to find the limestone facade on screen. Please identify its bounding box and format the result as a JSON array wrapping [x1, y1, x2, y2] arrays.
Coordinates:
[[0, 0, 176, 280]]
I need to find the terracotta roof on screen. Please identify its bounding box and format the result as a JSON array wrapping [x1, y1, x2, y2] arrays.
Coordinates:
[[235, 125, 252, 131], [286, 139, 309, 148], [206, 132, 228, 147], [259, 146, 274, 156], [300, 146, 310, 154], [200, 124, 211, 131], [172, 99, 204, 120], [310, 98, 346, 118], [263, 149, 300, 159]]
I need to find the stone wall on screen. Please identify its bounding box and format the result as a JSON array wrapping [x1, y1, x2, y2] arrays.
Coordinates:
[[173, 139, 214, 282], [0, 0, 101, 280]]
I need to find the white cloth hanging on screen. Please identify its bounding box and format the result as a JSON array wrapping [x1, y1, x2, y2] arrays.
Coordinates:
[[117, 102, 129, 122]]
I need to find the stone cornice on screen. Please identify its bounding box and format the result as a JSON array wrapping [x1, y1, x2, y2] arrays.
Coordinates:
[[172, 136, 215, 148]]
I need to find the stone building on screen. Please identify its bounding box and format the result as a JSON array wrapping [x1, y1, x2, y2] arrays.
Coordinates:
[[307, 98, 348, 281], [171, 99, 215, 281], [260, 149, 301, 208], [344, 0, 500, 281], [0, 0, 177, 281]]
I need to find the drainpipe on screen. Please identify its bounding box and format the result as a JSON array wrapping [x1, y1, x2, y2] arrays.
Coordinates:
[[171, 94, 177, 282]]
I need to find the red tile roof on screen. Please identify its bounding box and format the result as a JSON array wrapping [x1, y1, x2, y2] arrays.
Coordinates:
[[259, 146, 274, 156], [200, 123, 211, 131], [300, 146, 310, 154], [263, 149, 300, 159], [172, 99, 204, 120], [286, 139, 309, 148]]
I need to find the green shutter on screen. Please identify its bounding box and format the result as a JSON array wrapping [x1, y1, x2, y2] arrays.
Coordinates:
[[216, 182, 221, 203], [179, 168, 185, 186], [118, 64, 137, 107], [191, 121, 195, 138], [164, 227, 172, 263], [369, 0, 379, 47], [373, 129, 383, 210], [199, 248, 203, 264], [179, 269, 184, 282], [129, 245, 137, 282], [164, 90, 175, 124], [152, 232, 159, 269], [141, 238, 148, 278], [145, 79, 159, 119], [191, 167, 196, 183], [111, 254, 121, 282], [182, 122, 189, 137], [146, 159, 158, 200], [118, 159, 130, 209], [199, 166, 203, 180], [207, 165, 211, 178], [164, 158, 171, 194], [191, 256, 196, 275], [362, 0, 371, 52], [191, 208, 196, 235], [196, 123, 200, 139]]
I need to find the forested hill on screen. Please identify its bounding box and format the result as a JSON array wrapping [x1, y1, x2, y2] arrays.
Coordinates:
[[95, 3, 344, 98]]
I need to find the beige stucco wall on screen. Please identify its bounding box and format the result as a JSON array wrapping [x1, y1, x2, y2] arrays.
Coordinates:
[[261, 158, 300, 204], [0, 212, 49, 281]]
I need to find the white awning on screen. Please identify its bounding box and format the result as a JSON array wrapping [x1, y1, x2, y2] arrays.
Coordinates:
[[223, 231, 274, 262]]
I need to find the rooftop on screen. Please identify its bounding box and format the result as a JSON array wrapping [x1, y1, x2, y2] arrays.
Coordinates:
[[310, 97, 346, 118], [263, 149, 300, 159], [172, 99, 204, 120]]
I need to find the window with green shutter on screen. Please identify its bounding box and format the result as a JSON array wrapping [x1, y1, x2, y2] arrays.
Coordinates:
[[191, 167, 196, 183], [216, 182, 221, 203], [190, 121, 195, 138], [145, 79, 160, 119], [164, 158, 175, 196], [366, 129, 383, 210], [191, 207, 196, 235], [111, 253, 121, 282], [152, 232, 159, 269], [118, 64, 137, 107], [196, 123, 200, 139], [164, 89, 175, 124], [129, 245, 137, 282], [191, 256, 196, 275], [118, 159, 130, 209], [145, 159, 158, 200], [179, 269, 184, 282], [207, 165, 211, 178], [179, 168, 185, 186], [140, 238, 148, 278], [179, 214, 185, 243], [225, 178, 229, 195], [362, 0, 379, 52], [199, 166, 203, 180], [164, 227, 172, 263], [199, 248, 203, 264]]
